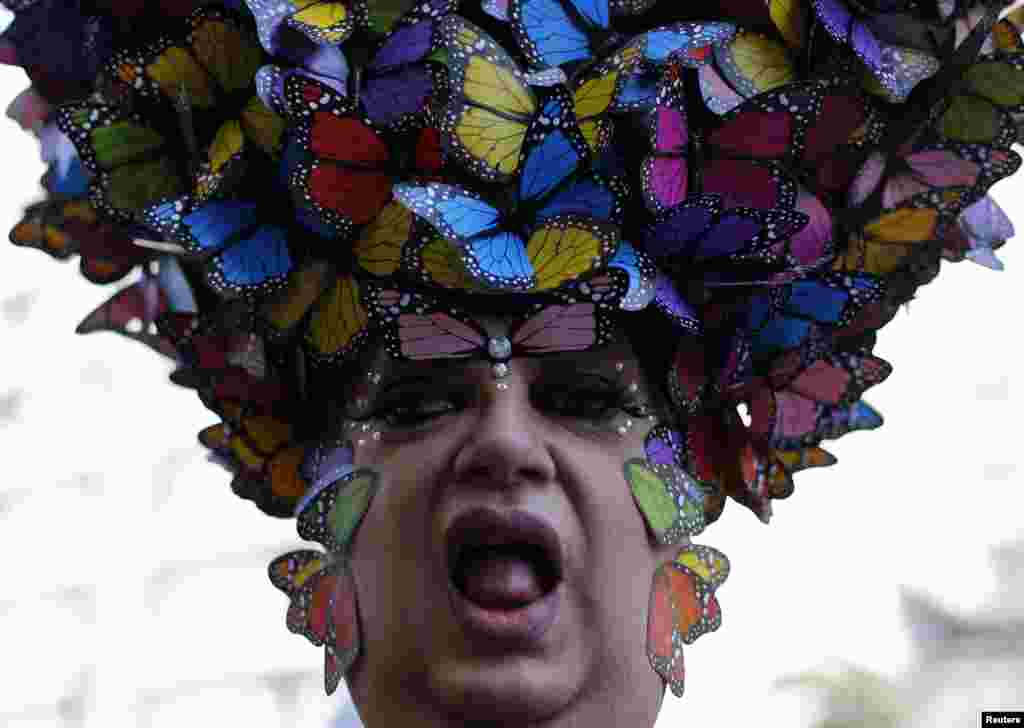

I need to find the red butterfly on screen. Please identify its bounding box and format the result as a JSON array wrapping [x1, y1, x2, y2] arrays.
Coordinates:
[[647, 544, 729, 698], [282, 76, 444, 241], [268, 550, 360, 695]]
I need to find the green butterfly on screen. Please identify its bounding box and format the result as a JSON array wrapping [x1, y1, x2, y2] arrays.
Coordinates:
[[297, 468, 381, 555], [624, 457, 706, 545], [939, 54, 1024, 146], [57, 102, 184, 226]]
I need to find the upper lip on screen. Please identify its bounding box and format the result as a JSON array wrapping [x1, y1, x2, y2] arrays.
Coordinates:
[[444, 507, 564, 585]]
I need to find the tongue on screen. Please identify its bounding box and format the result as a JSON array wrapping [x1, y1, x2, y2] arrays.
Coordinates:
[[461, 551, 545, 609]]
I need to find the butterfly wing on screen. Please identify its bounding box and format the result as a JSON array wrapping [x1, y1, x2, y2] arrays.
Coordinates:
[[145, 197, 293, 296], [305, 272, 372, 362], [625, 456, 705, 544], [633, 21, 736, 65], [711, 29, 795, 101], [395, 182, 535, 290], [283, 76, 393, 238], [509, 0, 611, 69], [297, 468, 381, 554], [267, 550, 361, 695], [813, 0, 939, 101], [75, 273, 176, 357], [362, 19, 444, 127], [57, 102, 184, 224], [10, 200, 82, 260], [440, 16, 537, 182], [276, 0, 366, 45], [511, 272, 627, 353], [519, 88, 591, 207], [526, 214, 619, 292], [642, 64, 689, 215], [538, 173, 626, 223], [647, 546, 726, 698]]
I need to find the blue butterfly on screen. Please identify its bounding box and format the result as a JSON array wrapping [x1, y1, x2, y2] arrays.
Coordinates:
[[397, 88, 625, 290], [746, 273, 885, 357], [144, 198, 293, 297], [509, 0, 618, 71]]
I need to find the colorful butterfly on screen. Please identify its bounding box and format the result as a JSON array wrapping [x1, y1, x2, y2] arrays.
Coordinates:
[[338, 0, 456, 128], [246, 0, 367, 49], [745, 349, 892, 449], [10, 198, 154, 284], [296, 467, 380, 554], [268, 549, 360, 695], [813, 0, 942, 101], [625, 424, 707, 544], [74, 259, 196, 357], [199, 400, 308, 516], [279, 75, 444, 241], [647, 543, 729, 698], [144, 197, 294, 297], [643, 193, 811, 287], [396, 87, 625, 291], [256, 203, 428, 364], [698, 28, 795, 115], [934, 53, 1024, 147], [56, 101, 189, 225], [103, 7, 284, 189], [361, 272, 628, 363], [641, 63, 689, 215], [744, 273, 886, 362], [509, 0, 621, 72], [835, 202, 952, 278], [713, 0, 808, 50], [567, 22, 737, 117], [947, 193, 1014, 270], [439, 16, 541, 182], [396, 182, 625, 291]]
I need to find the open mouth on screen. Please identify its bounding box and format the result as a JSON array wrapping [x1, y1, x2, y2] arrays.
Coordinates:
[[451, 542, 561, 609], [443, 508, 565, 643], [445, 508, 564, 610]]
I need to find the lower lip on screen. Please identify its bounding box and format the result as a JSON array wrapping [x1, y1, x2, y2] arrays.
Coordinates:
[[448, 580, 561, 647]]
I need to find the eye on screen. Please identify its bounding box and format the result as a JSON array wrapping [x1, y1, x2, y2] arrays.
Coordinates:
[[374, 391, 461, 429], [534, 377, 631, 423]]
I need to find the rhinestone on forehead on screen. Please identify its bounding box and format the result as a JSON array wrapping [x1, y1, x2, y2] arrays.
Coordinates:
[[487, 336, 512, 360]]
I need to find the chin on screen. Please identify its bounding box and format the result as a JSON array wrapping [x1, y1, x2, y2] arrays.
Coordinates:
[[428, 656, 587, 725]]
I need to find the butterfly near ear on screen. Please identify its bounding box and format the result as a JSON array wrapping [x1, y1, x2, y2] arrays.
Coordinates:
[[647, 543, 729, 698], [268, 550, 360, 695], [626, 424, 707, 544]]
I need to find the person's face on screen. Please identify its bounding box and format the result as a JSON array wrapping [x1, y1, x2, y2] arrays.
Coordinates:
[[333, 317, 677, 726]]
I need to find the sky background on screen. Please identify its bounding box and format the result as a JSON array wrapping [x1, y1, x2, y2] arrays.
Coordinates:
[[0, 48, 1020, 726]]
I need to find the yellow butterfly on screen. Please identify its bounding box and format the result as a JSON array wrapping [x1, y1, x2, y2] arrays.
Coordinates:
[[440, 16, 538, 182]]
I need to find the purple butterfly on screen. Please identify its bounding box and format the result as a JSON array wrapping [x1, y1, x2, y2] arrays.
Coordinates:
[[641, 64, 688, 215], [350, 17, 447, 128], [812, 0, 940, 102], [652, 273, 701, 335], [643, 194, 809, 287]]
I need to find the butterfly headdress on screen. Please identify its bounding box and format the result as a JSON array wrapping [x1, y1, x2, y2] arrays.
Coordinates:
[[4, 0, 1023, 701]]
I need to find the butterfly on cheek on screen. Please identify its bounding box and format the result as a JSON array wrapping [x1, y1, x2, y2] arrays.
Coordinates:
[[625, 424, 707, 545]]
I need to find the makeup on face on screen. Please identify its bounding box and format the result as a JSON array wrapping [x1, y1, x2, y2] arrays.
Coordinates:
[[334, 338, 659, 444]]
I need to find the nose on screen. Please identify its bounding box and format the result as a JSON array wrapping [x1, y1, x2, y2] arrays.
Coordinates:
[[451, 369, 558, 490]]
